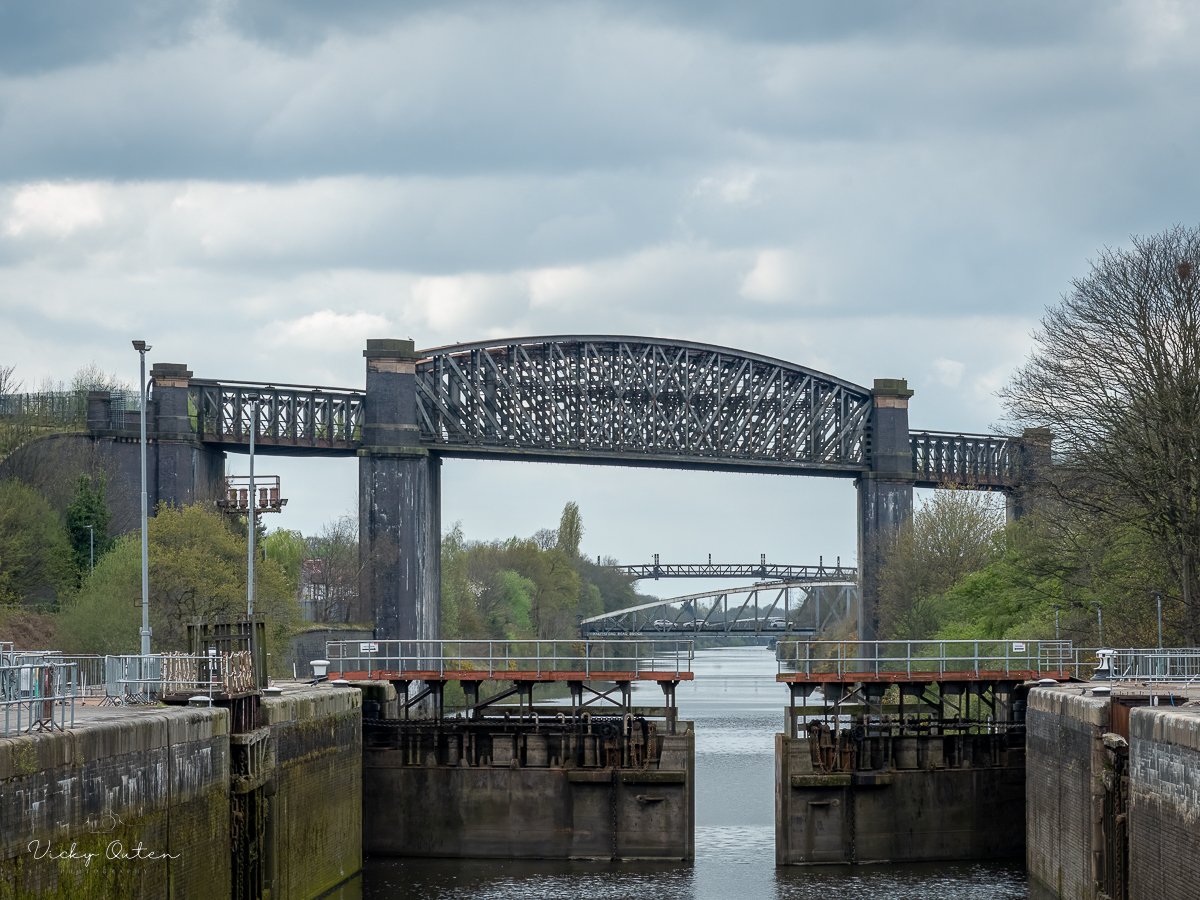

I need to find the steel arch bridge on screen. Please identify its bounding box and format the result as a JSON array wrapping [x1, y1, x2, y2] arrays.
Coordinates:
[[413, 336, 873, 475], [75, 334, 1048, 648], [180, 335, 1022, 489]]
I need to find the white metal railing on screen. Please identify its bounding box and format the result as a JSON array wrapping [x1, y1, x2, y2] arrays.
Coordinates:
[[324, 640, 694, 679], [1091, 648, 1200, 683], [101, 652, 256, 705], [1, 660, 76, 736], [776, 639, 1074, 679]]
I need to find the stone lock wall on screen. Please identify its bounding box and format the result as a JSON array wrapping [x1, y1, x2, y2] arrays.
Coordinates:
[[1025, 687, 1110, 900], [1128, 705, 1200, 900], [261, 688, 362, 900], [0, 708, 231, 900]]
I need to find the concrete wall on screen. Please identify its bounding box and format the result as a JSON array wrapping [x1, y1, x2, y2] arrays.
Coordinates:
[[261, 687, 363, 900], [1128, 705, 1200, 900], [1025, 686, 1110, 900], [775, 732, 1024, 865], [0, 707, 231, 900], [364, 726, 694, 860], [0, 686, 362, 900]]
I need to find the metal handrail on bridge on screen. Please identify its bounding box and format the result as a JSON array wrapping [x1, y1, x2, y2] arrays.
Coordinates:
[[776, 639, 1074, 681], [325, 639, 694, 681]]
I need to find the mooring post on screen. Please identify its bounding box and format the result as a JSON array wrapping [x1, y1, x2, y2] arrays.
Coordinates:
[[856, 378, 914, 643], [359, 339, 441, 643]]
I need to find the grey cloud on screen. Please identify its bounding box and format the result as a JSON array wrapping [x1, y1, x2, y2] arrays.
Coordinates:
[[0, 3, 1178, 183]]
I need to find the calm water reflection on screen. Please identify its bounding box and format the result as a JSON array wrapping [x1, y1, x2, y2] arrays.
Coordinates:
[[332, 647, 1029, 900]]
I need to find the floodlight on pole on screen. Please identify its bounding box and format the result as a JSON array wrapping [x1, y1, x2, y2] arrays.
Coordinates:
[[132, 339, 152, 656], [1051, 604, 1061, 641], [1150, 591, 1164, 649], [85, 524, 94, 573]]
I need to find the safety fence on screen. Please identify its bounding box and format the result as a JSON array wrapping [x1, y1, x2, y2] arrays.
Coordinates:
[[102, 652, 256, 704], [325, 639, 694, 680], [1091, 648, 1200, 684], [1, 659, 77, 736], [777, 639, 1074, 680]]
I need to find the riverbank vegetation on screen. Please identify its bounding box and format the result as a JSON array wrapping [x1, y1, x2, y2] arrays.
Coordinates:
[[441, 501, 655, 641], [878, 225, 1200, 648]]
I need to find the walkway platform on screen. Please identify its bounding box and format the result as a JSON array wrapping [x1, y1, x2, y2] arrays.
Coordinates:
[[323, 639, 694, 684], [776, 638, 1076, 686]]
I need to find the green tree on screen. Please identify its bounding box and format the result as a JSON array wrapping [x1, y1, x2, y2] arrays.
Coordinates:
[[555, 501, 584, 558], [0, 479, 73, 606], [59, 502, 299, 653], [1001, 224, 1200, 641], [65, 472, 113, 578], [264, 528, 306, 595], [876, 488, 1004, 639]]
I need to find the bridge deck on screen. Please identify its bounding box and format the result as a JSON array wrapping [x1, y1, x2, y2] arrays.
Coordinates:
[[332, 669, 692, 683]]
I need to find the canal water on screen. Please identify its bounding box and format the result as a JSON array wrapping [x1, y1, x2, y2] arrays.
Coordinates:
[[334, 647, 1030, 899]]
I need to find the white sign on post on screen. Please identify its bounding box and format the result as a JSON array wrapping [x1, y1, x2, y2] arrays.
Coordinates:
[[360, 642, 378, 654], [1012, 642, 1027, 653]]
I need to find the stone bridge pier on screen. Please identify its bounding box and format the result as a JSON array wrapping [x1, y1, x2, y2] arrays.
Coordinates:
[[358, 339, 441, 643], [857, 379, 915, 643]]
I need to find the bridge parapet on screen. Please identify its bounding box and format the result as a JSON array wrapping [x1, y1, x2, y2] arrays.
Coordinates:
[[190, 379, 364, 453], [910, 431, 1019, 489]]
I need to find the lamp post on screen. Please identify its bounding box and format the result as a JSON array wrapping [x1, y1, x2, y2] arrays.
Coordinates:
[[85, 524, 94, 573], [245, 392, 260, 618], [1051, 604, 1061, 641], [1150, 591, 1164, 649], [132, 340, 152, 656], [1091, 602, 1103, 647]]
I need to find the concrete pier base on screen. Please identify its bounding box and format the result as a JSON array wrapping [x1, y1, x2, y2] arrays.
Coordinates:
[[775, 731, 1025, 865], [364, 716, 695, 860]]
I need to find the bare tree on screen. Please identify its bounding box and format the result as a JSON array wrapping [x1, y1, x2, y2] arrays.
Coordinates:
[[532, 528, 558, 551], [303, 515, 363, 622], [877, 488, 1004, 639], [1001, 224, 1200, 641]]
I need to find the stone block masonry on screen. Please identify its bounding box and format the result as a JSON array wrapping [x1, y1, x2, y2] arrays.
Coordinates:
[[0, 705, 231, 900], [0, 684, 362, 900], [261, 687, 362, 900], [1025, 686, 1110, 900], [1128, 705, 1200, 900]]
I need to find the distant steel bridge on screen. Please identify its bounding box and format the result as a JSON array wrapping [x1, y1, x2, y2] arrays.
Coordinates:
[[580, 579, 856, 638], [611, 554, 856, 582]]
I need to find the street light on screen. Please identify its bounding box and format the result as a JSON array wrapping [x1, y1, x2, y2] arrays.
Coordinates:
[[1150, 591, 1164, 649], [1051, 604, 1061, 641], [85, 524, 94, 573], [245, 391, 260, 618], [132, 339, 152, 656], [1090, 601, 1103, 647]]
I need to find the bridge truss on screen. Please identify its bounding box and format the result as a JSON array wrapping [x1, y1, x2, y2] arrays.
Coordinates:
[[612, 555, 856, 582], [169, 338, 1022, 490], [580, 579, 857, 638], [414, 336, 872, 474]]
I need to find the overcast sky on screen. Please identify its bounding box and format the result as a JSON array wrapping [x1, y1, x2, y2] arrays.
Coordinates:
[[3, 1, 1198, 596]]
